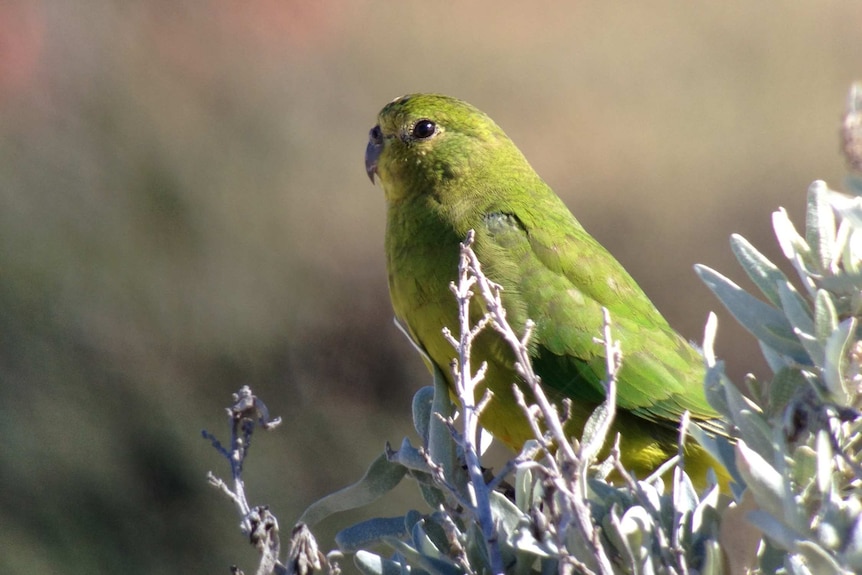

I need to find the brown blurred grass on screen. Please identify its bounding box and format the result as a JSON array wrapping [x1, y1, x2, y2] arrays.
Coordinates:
[[0, 1, 860, 573]]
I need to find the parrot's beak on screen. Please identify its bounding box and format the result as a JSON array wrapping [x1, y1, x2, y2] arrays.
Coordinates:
[[365, 125, 383, 183]]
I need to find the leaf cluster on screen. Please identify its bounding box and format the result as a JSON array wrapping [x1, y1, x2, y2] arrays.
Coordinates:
[[695, 180, 862, 574]]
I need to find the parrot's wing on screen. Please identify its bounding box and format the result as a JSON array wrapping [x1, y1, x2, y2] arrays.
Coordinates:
[[476, 207, 720, 428]]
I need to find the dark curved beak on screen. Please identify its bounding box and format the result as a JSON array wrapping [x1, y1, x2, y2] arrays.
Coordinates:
[[365, 125, 383, 183]]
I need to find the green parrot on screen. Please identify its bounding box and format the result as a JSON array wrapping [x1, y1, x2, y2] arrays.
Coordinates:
[[365, 93, 727, 488]]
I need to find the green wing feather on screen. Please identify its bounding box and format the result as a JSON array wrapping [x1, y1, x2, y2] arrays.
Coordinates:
[[474, 203, 719, 428]]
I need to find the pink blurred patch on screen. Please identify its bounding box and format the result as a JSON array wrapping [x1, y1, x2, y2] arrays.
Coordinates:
[[0, 1, 44, 103], [213, 0, 354, 51]]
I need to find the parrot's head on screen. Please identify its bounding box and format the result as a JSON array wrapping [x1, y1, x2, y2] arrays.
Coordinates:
[[365, 94, 521, 203]]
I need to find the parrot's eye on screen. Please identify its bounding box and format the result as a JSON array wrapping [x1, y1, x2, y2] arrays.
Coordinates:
[[369, 125, 383, 143], [411, 119, 437, 140]]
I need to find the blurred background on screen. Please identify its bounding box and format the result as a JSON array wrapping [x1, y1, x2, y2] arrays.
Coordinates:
[[0, 1, 860, 573]]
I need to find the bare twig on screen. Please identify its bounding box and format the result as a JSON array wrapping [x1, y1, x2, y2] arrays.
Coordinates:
[[671, 411, 692, 575], [445, 230, 505, 575], [456, 233, 618, 575], [204, 386, 291, 575], [460, 239, 578, 463]]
